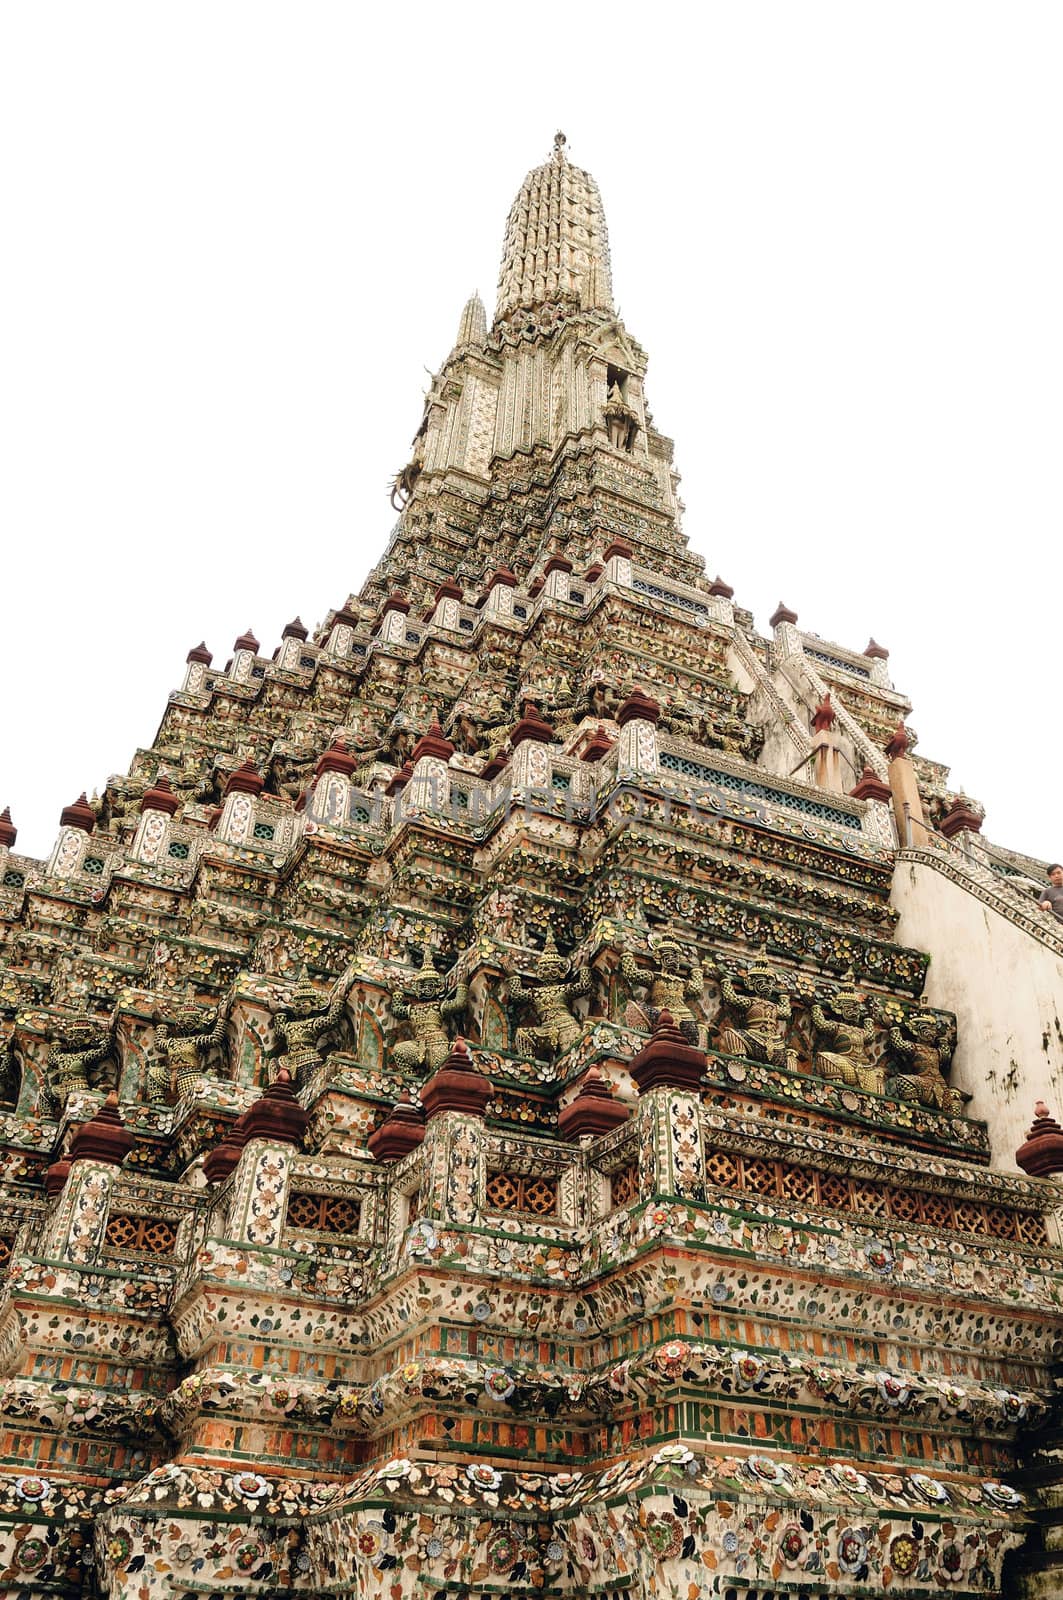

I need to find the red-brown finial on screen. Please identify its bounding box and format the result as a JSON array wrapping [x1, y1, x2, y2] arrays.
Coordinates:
[[224, 760, 265, 797], [0, 808, 16, 849], [411, 718, 456, 764], [629, 1010, 707, 1094], [558, 1065, 631, 1141], [68, 1091, 135, 1169], [60, 794, 95, 834], [510, 702, 556, 748], [315, 738, 357, 779], [812, 693, 837, 733], [885, 722, 910, 761], [420, 1038, 492, 1121], [367, 1089, 426, 1161], [140, 773, 180, 816], [849, 766, 891, 803], [1015, 1103, 1063, 1178], [616, 686, 661, 728]]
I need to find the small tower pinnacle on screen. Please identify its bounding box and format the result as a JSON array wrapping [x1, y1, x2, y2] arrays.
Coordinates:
[[456, 291, 487, 348], [495, 138, 613, 319]]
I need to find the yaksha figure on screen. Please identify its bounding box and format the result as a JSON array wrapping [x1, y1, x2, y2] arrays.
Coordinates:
[[272, 972, 353, 1088], [811, 974, 883, 1094], [46, 1007, 116, 1106], [622, 931, 705, 1045], [887, 1011, 964, 1115], [389, 950, 468, 1074], [507, 928, 591, 1061], [147, 998, 231, 1105], [716, 950, 798, 1072]]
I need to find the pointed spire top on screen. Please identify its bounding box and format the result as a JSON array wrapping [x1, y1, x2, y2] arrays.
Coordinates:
[[456, 291, 487, 348], [496, 139, 613, 321], [0, 808, 16, 849]]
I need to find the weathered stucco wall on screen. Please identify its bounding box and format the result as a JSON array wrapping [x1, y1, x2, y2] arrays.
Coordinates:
[[891, 855, 1063, 1170]]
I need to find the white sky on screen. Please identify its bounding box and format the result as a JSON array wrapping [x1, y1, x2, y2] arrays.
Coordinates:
[[1, 4, 1059, 864]]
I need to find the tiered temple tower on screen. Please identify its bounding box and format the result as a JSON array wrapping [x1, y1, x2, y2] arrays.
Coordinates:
[[0, 134, 1062, 1600]]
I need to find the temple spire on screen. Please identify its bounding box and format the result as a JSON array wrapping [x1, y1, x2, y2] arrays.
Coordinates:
[[495, 135, 614, 321], [455, 290, 486, 348]]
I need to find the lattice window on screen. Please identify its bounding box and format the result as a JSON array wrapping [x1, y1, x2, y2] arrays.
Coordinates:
[[167, 841, 190, 860], [82, 856, 105, 876], [104, 1214, 177, 1256], [631, 577, 706, 616], [741, 1158, 779, 1197], [780, 1163, 816, 1204], [706, 1149, 741, 1189], [953, 1201, 988, 1235], [2, 870, 24, 889], [985, 1206, 1017, 1240], [610, 1165, 640, 1208], [817, 1173, 851, 1211], [920, 1194, 953, 1229], [300, 654, 317, 669], [0, 1235, 14, 1270], [658, 752, 858, 829], [851, 1181, 889, 1218], [285, 1191, 361, 1234], [804, 645, 871, 680], [252, 822, 276, 842], [703, 1145, 1044, 1251], [484, 1170, 558, 1217], [1014, 1212, 1048, 1246], [887, 1188, 921, 1222]]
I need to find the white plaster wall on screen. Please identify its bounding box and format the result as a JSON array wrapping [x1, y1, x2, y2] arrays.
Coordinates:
[[891, 856, 1063, 1170]]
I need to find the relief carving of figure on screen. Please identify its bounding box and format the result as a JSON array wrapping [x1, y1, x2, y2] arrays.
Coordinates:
[[450, 708, 484, 757], [0, 1024, 19, 1108], [811, 973, 882, 1094], [585, 677, 618, 722], [272, 972, 353, 1088], [147, 997, 232, 1104], [621, 931, 705, 1045], [46, 1007, 117, 1106], [887, 1010, 964, 1115], [389, 950, 468, 1074], [506, 928, 590, 1060], [716, 949, 797, 1072]]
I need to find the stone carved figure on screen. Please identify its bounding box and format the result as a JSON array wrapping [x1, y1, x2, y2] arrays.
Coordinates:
[[389, 950, 468, 1074], [621, 931, 705, 1045], [147, 998, 232, 1104], [272, 973, 354, 1088], [46, 1007, 116, 1106], [887, 1010, 964, 1114], [0, 1027, 18, 1108], [507, 929, 590, 1060], [810, 974, 882, 1094], [716, 950, 798, 1072]]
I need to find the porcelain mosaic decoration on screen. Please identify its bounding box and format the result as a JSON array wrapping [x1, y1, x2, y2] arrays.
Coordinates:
[[0, 134, 1062, 1597]]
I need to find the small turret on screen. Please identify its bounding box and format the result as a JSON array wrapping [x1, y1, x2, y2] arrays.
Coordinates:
[[455, 292, 487, 348]]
